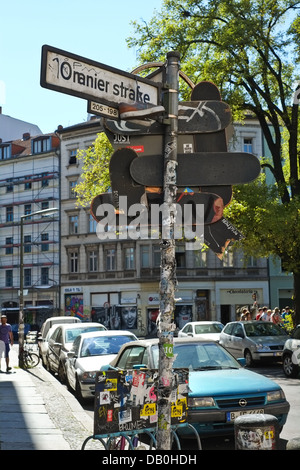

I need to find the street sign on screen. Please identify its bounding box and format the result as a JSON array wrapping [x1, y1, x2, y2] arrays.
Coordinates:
[[130, 152, 261, 187], [88, 100, 119, 119], [40, 45, 160, 108]]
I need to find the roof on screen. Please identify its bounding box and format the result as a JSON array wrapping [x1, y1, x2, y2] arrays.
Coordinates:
[[0, 113, 42, 141]]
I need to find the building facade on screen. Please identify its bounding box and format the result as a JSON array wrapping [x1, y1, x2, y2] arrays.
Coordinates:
[[0, 131, 60, 327], [58, 116, 271, 338]]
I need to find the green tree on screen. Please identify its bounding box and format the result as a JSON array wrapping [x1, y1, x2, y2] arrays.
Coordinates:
[[127, 0, 300, 324], [74, 132, 112, 208]]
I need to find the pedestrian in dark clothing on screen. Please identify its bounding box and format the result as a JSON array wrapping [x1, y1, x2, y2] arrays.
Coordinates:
[[0, 315, 14, 373]]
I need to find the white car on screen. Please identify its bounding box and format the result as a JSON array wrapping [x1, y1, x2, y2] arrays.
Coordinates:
[[65, 330, 137, 401], [178, 321, 224, 341], [47, 322, 106, 381]]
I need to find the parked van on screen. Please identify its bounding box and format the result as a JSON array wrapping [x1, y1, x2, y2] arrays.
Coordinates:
[[38, 316, 81, 341]]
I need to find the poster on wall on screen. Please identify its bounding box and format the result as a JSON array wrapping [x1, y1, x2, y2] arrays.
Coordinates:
[[64, 294, 84, 319], [174, 305, 192, 329], [94, 369, 189, 435], [91, 305, 137, 330]]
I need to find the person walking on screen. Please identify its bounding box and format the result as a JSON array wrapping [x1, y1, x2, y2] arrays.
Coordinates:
[[0, 314, 14, 373]]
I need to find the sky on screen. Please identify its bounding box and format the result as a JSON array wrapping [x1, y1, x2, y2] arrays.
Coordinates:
[[0, 0, 163, 134]]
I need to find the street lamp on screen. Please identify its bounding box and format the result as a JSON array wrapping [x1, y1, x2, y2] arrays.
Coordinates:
[[19, 207, 59, 367]]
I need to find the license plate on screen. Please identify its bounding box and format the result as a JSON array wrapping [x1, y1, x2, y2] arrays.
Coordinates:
[[226, 409, 264, 422]]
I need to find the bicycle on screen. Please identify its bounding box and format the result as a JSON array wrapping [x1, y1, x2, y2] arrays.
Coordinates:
[[21, 345, 40, 368]]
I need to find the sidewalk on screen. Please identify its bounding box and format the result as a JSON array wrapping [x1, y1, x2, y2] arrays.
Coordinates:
[[0, 345, 97, 450]]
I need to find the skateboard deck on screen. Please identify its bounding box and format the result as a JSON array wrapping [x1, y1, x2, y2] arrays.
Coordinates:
[[103, 99, 231, 135], [109, 148, 145, 210], [129, 152, 261, 187], [191, 82, 233, 206]]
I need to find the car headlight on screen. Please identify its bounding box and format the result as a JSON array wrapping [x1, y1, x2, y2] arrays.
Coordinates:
[[188, 397, 216, 407], [253, 344, 271, 352], [267, 390, 285, 402], [82, 371, 97, 381]]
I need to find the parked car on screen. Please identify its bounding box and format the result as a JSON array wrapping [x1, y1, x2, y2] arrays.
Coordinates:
[[65, 330, 138, 401], [219, 320, 289, 367], [38, 316, 82, 366], [178, 321, 224, 341], [282, 324, 300, 378], [47, 322, 107, 381], [101, 337, 289, 438], [38, 316, 81, 341], [39, 325, 59, 367]]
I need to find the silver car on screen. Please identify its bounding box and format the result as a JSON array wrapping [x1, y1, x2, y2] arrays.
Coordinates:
[[47, 322, 106, 381], [65, 330, 138, 401], [219, 321, 289, 367]]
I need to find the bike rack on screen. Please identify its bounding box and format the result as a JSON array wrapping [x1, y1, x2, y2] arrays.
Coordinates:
[[81, 423, 201, 450]]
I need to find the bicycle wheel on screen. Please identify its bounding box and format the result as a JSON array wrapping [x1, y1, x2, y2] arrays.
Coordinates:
[[25, 352, 40, 368]]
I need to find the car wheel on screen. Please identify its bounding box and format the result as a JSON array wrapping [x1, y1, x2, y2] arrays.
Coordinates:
[[244, 349, 254, 367], [283, 354, 299, 378], [75, 376, 84, 403], [58, 362, 66, 383]]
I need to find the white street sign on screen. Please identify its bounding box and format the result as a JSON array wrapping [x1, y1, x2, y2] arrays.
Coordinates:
[[41, 45, 160, 108]]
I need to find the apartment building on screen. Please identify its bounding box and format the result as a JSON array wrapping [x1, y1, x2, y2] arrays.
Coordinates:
[[58, 116, 270, 338], [0, 131, 60, 327]]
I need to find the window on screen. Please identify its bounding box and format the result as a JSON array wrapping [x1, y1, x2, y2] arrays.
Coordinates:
[[32, 137, 51, 154], [194, 250, 207, 268], [88, 250, 98, 272], [140, 245, 150, 267], [89, 214, 97, 233], [6, 179, 13, 193], [5, 270, 13, 287], [41, 201, 49, 211], [41, 233, 49, 251], [69, 215, 78, 234], [24, 204, 31, 218], [5, 237, 13, 254], [243, 138, 253, 153], [69, 180, 77, 198], [24, 177, 32, 190], [41, 267, 49, 285], [41, 173, 49, 187], [247, 256, 258, 267], [106, 249, 116, 271], [6, 206, 13, 222], [125, 247, 135, 269], [153, 245, 160, 267], [24, 269, 31, 287], [24, 235, 31, 253], [175, 246, 186, 268], [69, 149, 77, 165], [69, 252, 78, 273], [0, 144, 11, 159]]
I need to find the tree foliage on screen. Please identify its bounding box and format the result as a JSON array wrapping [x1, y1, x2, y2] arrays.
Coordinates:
[[74, 132, 112, 208], [126, 0, 300, 321]]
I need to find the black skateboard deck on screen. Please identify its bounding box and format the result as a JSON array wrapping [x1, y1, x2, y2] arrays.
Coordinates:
[[145, 189, 224, 224], [103, 100, 231, 135], [130, 152, 261, 187], [191, 82, 233, 206], [109, 148, 145, 209]]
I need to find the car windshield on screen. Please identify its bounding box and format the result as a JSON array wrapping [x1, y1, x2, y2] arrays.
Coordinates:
[[64, 326, 105, 343], [80, 335, 135, 357], [244, 322, 286, 337], [152, 342, 240, 370], [194, 323, 223, 334]]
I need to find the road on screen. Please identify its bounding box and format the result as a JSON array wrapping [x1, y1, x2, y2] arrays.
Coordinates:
[[76, 362, 299, 450]]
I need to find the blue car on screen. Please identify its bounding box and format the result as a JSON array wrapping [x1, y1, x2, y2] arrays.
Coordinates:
[[102, 337, 290, 437]]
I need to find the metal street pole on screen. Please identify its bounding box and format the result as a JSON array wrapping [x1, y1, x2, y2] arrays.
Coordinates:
[[18, 207, 58, 368], [157, 51, 180, 450]]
